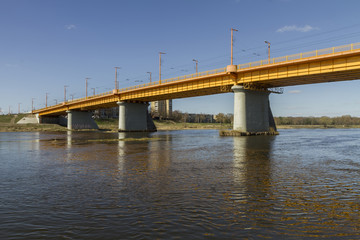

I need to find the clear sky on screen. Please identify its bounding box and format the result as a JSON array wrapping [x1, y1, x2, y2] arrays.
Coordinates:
[[1, 0, 360, 117]]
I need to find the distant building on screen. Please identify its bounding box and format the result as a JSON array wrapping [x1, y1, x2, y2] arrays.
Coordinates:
[[151, 100, 172, 119]]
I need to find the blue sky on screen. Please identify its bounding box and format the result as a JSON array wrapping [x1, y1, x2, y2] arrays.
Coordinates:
[[1, 0, 360, 116]]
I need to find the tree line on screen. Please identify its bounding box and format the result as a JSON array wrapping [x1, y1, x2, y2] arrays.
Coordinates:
[[171, 110, 233, 124], [274, 115, 360, 126], [170, 112, 360, 126]]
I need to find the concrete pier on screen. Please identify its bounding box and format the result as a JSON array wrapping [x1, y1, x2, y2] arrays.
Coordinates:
[[118, 102, 156, 132], [66, 110, 99, 130], [231, 85, 276, 134]]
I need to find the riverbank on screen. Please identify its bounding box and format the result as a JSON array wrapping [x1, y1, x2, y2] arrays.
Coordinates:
[[0, 116, 232, 132], [2, 114, 360, 132], [277, 125, 360, 129], [95, 119, 232, 131]]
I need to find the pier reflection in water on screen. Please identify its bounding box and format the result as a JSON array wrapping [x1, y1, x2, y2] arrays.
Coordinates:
[[1, 129, 360, 239]]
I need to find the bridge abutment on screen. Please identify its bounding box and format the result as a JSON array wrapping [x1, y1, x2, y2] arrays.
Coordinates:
[[66, 110, 99, 130], [231, 85, 277, 134], [117, 102, 157, 132]]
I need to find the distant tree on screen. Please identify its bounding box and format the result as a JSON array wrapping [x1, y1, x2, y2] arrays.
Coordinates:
[[274, 115, 360, 126], [319, 116, 332, 126], [225, 113, 233, 124], [182, 112, 189, 123], [198, 113, 206, 123], [215, 113, 226, 124], [172, 110, 183, 122]]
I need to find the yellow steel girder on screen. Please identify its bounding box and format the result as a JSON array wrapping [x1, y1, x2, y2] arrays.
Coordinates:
[[33, 43, 360, 116]]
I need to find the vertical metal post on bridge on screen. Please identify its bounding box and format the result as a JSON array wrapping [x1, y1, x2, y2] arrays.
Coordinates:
[[159, 52, 166, 84], [85, 78, 90, 98], [147, 72, 152, 83], [114, 67, 120, 90], [231, 28, 238, 65]]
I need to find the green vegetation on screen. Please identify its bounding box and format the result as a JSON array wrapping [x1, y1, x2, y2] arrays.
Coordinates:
[[2, 114, 360, 132], [154, 120, 231, 130], [275, 115, 360, 128], [95, 118, 232, 131], [0, 114, 67, 132], [95, 118, 118, 131], [171, 110, 233, 124], [0, 114, 13, 123]]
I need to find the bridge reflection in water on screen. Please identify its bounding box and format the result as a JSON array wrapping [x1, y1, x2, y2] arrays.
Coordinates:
[[2, 130, 360, 239]]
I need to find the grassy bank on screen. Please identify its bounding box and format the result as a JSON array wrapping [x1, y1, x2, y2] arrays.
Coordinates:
[[0, 114, 67, 132], [154, 120, 231, 130], [95, 119, 232, 131], [0, 123, 67, 132], [2, 114, 360, 132]]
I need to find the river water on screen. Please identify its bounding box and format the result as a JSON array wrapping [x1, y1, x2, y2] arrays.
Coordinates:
[[1, 129, 360, 239]]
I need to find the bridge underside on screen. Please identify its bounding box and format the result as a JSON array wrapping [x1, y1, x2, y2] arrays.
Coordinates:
[[241, 68, 360, 88], [33, 45, 360, 133]]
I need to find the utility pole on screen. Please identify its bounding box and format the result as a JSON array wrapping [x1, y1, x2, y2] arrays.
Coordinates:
[[159, 52, 166, 84], [18, 103, 21, 114], [265, 41, 271, 63], [85, 78, 90, 98], [147, 72, 152, 83], [114, 67, 120, 89], [193, 59, 198, 74], [9, 106, 11, 115], [64, 85, 68, 102], [231, 28, 238, 65], [32, 98, 35, 112]]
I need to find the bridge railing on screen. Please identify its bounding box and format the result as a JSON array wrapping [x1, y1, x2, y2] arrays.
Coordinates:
[[238, 42, 360, 69], [64, 91, 114, 104], [119, 67, 227, 92], [35, 42, 360, 112]]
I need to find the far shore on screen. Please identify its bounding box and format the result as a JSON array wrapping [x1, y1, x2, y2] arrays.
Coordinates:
[[1, 122, 360, 133], [1, 115, 360, 132], [277, 125, 360, 129]]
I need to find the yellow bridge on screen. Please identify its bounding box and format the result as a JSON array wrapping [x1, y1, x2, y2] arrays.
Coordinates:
[[33, 42, 360, 133]]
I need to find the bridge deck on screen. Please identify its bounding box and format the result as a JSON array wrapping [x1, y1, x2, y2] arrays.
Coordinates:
[[34, 43, 360, 116]]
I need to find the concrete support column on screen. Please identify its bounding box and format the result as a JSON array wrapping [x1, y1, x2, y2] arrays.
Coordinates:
[[117, 102, 156, 132], [66, 110, 72, 130], [232, 85, 271, 133], [66, 110, 98, 130]]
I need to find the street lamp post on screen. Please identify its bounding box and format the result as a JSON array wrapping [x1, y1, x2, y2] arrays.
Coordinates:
[[159, 52, 166, 84], [70, 94, 74, 101], [45, 93, 48, 107], [193, 59, 198, 74], [31, 98, 35, 112], [91, 88, 95, 95], [64, 85, 68, 103], [231, 28, 238, 65], [85, 78, 90, 98], [114, 67, 120, 89], [265, 41, 271, 63], [147, 72, 152, 83]]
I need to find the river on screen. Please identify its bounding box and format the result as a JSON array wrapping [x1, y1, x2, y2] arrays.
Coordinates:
[[1, 129, 360, 239]]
